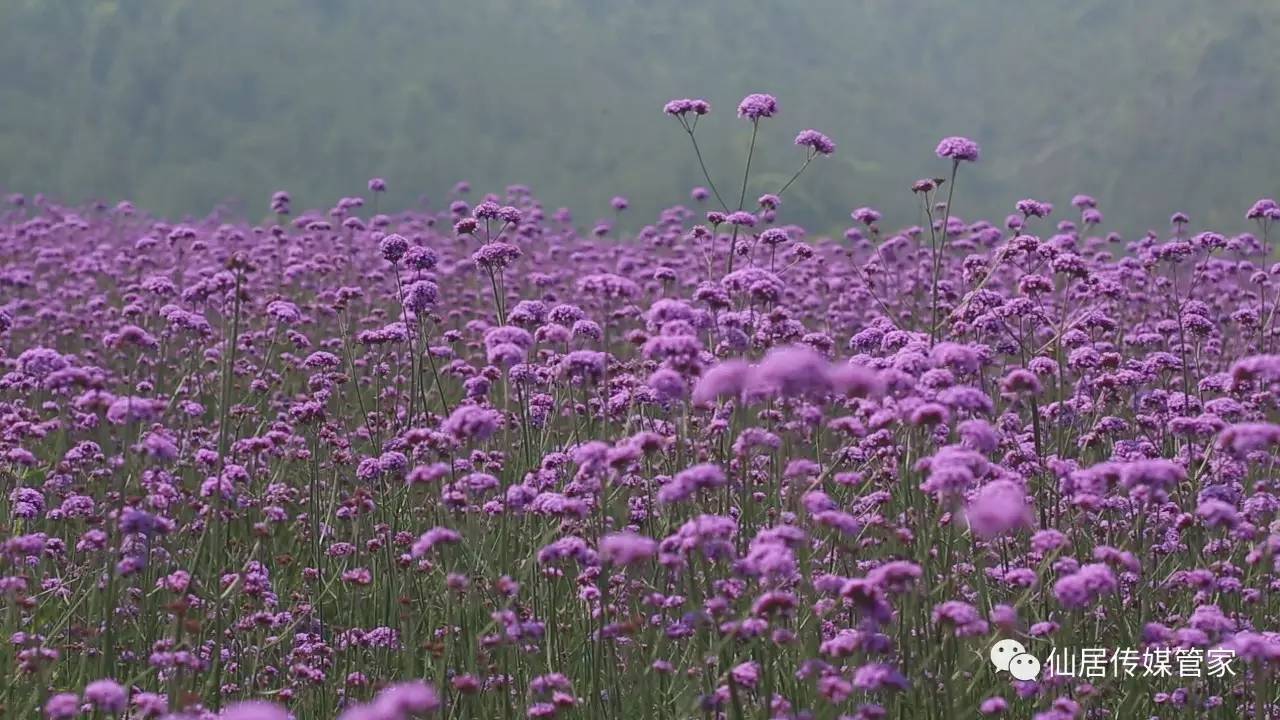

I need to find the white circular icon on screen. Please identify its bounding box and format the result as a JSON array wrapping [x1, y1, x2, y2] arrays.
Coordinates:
[[989, 639, 1026, 672], [1008, 652, 1041, 681]]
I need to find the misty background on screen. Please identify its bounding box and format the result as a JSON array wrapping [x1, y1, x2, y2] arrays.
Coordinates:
[[1, 0, 1276, 235]]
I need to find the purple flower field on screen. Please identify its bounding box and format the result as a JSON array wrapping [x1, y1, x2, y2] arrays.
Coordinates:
[[3, 93, 1280, 719]]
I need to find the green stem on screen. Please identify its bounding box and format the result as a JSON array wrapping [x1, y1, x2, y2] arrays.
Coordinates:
[[930, 161, 959, 345]]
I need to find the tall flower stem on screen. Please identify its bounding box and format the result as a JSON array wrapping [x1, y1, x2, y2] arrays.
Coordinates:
[[775, 153, 815, 197], [208, 261, 244, 708], [684, 126, 729, 212], [737, 120, 759, 211], [725, 120, 760, 276], [391, 263, 419, 428], [930, 160, 959, 345]]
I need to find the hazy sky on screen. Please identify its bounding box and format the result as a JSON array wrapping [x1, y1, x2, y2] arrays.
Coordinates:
[[1, 0, 1277, 235]]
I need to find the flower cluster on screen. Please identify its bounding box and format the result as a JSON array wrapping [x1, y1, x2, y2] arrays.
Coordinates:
[[0, 97, 1278, 720]]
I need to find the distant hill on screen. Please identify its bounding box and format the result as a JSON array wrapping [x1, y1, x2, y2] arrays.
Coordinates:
[[2, 0, 1277, 235]]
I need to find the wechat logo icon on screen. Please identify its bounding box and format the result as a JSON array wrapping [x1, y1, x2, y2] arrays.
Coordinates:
[[990, 639, 1041, 681]]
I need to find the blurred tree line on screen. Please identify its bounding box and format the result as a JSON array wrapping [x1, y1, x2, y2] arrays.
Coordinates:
[[1, 0, 1276, 235]]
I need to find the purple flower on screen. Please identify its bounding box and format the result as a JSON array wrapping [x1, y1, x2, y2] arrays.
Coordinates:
[[473, 201, 500, 219], [759, 228, 789, 246], [1000, 369, 1042, 395], [1016, 198, 1052, 218], [558, 350, 607, 383], [958, 419, 1000, 454], [852, 663, 909, 691], [664, 98, 711, 117], [1247, 198, 1280, 220], [131, 693, 167, 716], [1053, 563, 1118, 609], [659, 463, 727, 504], [120, 508, 166, 537], [265, 300, 302, 324], [867, 561, 923, 593], [935, 136, 981, 162], [411, 527, 462, 558], [1216, 632, 1280, 663], [220, 701, 291, 720], [83, 676, 127, 707], [44, 693, 80, 720], [737, 93, 778, 120], [979, 697, 1008, 716], [17, 347, 69, 378], [403, 280, 439, 312], [828, 362, 884, 398], [795, 129, 836, 156], [729, 660, 759, 688], [647, 368, 687, 402], [964, 480, 1031, 538], [600, 532, 657, 566], [471, 241, 522, 269], [1196, 499, 1239, 529], [1231, 355, 1280, 384], [441, 404, 502, 441], [497, 205, 522, 224], [371, 680, 441, 717], [746, 345, 833, 400], [105, 396, 163, 425], [1031, 529, 1068, 553], [932, 601, 989, 636], [1218, 423, 1280, 457], [404, 245, 437, 271], [379, 233, 409, 263], [839, 578, 895, 624], [909, 402, 950, 427], [1119, 459, 1185, 503], [537, 536, 598, 566], [692, 360, 751, 404], [488, 342, 526, 367], [852, 207, 881, 225], [920, 446, 988, 497]]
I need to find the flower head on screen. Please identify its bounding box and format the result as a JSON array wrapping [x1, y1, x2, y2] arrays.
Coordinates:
[[600, 532, 657, 566], [964, 480, 1032, 538], [379, 233, 409, 263], [664, 98, 711, 117], [45, 693, 80, 720], [737, 93, 778, 120], [935, 136, 980, 162], [795, 129, 835, 156], [852, 207, 881, 225], [220, 701, 291, 720]]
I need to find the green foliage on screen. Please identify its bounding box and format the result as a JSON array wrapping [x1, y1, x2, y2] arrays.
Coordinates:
[[1, 0, 1278, 232]]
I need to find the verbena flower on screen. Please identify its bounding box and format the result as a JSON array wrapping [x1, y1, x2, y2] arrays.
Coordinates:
[[220, 701, 291, 720], [737, 93, 778, 120], [600, 532, 657, 566], [935, 136, 980, 162], [965, 480, 1031, 538], [795, 129, 836, 156]]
